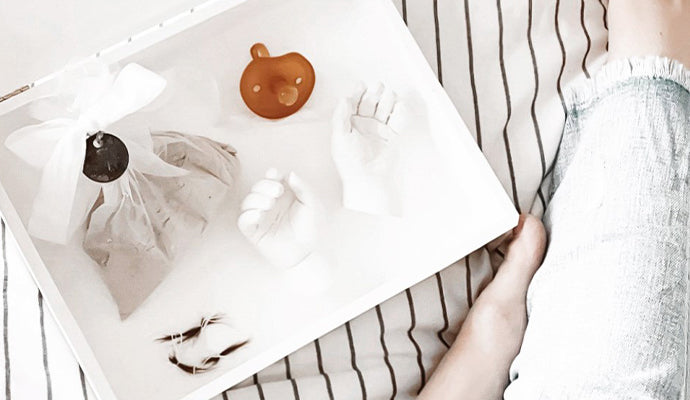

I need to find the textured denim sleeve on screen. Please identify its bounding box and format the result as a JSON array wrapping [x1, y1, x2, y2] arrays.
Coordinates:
[[505, 57, 690, 400]]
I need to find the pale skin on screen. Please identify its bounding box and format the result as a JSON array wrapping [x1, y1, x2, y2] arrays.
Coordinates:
[[420, 1, 690, 398], [419, 214, 545, 400]]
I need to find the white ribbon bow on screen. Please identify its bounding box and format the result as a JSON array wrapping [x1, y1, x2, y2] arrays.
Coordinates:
[[5, 63, 187, 244]]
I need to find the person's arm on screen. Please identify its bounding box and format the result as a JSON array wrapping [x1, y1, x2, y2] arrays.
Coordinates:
[[608, 0, 690, 67], [421, 2, 690, 399], [419, 215, 545, 400]]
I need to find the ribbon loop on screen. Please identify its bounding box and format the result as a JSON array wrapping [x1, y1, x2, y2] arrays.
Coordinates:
[[4, 63, 185, 244], [76, 115, 102, 137]]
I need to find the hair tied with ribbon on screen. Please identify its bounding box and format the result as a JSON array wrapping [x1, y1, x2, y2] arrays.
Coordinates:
[[5, 63, 187, 245]]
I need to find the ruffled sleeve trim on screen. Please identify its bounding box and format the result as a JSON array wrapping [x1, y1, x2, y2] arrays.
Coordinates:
[[566, 56, 690, 109]]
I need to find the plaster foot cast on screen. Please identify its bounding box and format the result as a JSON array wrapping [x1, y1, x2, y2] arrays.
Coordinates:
[[238, 169, 321, 269], [332, 83, 402, 216], [158, 315, 249, 375]]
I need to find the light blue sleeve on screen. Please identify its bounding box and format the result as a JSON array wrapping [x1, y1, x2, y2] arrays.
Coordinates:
[[506, 57, 690, 400]]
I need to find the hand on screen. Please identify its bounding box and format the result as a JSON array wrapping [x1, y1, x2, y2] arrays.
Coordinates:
[[332, 83, 402, 216], [237, 169, 321, 269]]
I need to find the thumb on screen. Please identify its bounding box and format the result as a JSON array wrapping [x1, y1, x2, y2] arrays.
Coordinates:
[[332, 98, 354, 137], [332, 84, 366, 136], [287, 172, 316, 206]]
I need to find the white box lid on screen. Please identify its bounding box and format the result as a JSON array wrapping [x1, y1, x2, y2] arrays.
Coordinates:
[[0, 0, 204, 96]]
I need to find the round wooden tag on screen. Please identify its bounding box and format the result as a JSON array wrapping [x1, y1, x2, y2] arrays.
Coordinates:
[[83, 132, 129, 183]]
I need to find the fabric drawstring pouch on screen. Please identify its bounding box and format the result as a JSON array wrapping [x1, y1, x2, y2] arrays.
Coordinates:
[[5, 63, 240, 318]]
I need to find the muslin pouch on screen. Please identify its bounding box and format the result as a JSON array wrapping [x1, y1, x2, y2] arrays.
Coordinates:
[[4, 62, 240, 319], [84, 131, 240, 319]]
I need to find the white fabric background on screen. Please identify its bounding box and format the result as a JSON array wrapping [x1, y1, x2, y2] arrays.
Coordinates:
[[0, 0, 609, 399]]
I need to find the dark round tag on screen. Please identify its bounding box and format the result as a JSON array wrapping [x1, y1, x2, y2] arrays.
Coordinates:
[[82, 132, 129, 183]]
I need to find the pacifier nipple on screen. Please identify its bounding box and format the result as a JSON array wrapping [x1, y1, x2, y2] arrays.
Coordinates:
[[278, 85, 299, 106]]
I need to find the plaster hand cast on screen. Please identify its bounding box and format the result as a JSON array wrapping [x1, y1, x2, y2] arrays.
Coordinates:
[[332, 83, 403, 216], [238, 169, 321, 269]]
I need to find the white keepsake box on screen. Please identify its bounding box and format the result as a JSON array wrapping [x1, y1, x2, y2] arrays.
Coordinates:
[[0, 1, 517, 399]]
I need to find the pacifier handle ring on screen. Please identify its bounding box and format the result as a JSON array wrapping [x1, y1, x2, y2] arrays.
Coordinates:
[[250, 43, 270, 60]]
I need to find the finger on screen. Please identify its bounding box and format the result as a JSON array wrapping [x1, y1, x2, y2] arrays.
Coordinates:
[[374, 86, 397, 124], [287, 172, 316, 206], [265, 168, 283, 181], [512, 214, 528, 237], [241, 192, 276, 212], [357, 82, 384, 118], [332, 98, 354, 135], [237, 209, 264, 238], [251, 179, 285, 198], [349, 82, 367, 109], [333, 83, 367, 135]]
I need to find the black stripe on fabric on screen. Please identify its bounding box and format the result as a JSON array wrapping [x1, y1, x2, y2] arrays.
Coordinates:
[[598, 0, 609, 50], [463, 0, 482, 149], [283, 357, 300, 400], [252, 373, 266, 400], [526, 0, 546, 179], [536, 188, 547, 211], [344, 322, 367, 399], [374, 305, 397, 400], [495, 0, 521, 212], [405, 289, 426, 392], [313, 339, 334, 400], [433, 0, 443, 84], [402, 0, 407, 24], [434, 274, 450, 348], [580, 0, 592, 78], [2, 220, 10, 400], [554, 0, 568, 116], [465, 257, 473, 308], [79, 367, 88, 400], [38, 292, 52, 400], [598, 0, 608, 30], [526, 0, 549, 213]]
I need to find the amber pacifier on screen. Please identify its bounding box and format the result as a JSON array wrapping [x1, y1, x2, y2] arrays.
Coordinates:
[[240, 43, 315, 119]]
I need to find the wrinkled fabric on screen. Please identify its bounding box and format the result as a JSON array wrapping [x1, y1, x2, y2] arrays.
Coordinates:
[[84, 131, 240, 319], [506, 57, 690, 399]]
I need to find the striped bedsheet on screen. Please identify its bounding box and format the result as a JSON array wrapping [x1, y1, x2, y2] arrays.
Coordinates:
[[0, 0, 608, 399]]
